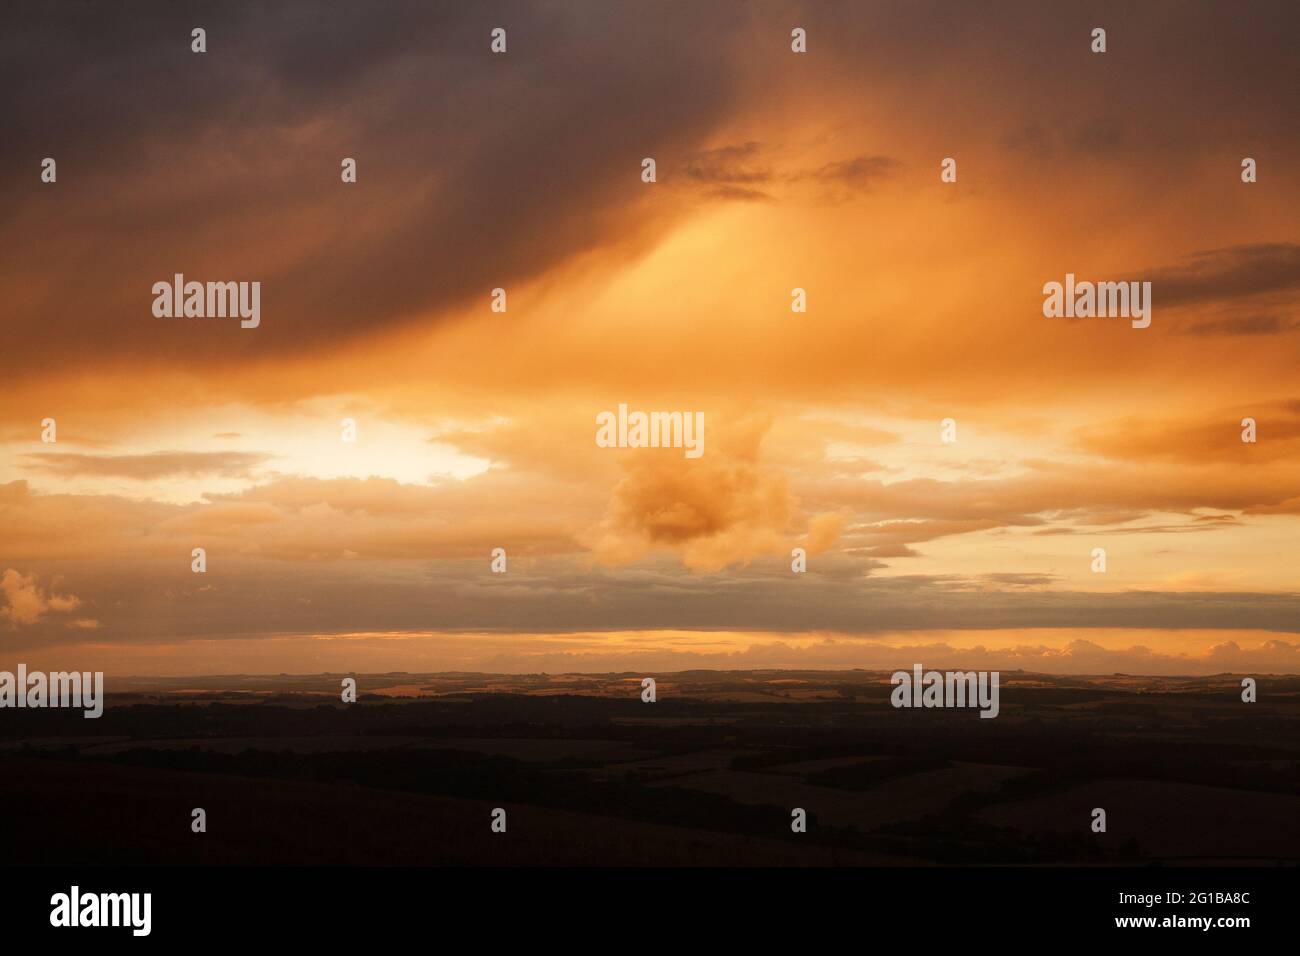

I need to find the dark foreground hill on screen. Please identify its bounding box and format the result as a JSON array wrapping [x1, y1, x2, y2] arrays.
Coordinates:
[[0, 756, 904, 866]]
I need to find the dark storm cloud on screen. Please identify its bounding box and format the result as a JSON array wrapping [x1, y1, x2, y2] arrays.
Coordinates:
[[5, 0, 1297, 379], [1, 0, 750, 376]]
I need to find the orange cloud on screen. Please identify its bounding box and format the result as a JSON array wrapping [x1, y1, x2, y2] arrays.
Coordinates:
[[0, 569, 83, 626]]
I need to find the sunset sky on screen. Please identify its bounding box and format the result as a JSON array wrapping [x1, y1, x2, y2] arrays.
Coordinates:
[[2, 1, 1298, 676]]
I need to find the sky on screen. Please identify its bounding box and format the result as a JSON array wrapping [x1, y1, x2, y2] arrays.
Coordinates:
[[2, 1, 1298, 676]]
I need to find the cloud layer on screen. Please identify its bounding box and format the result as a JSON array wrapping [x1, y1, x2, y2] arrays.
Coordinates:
[[2, 1, 1297, 673]]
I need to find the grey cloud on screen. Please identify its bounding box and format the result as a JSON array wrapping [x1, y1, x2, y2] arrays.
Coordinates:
[[1150, 244, 1300, 310], [681, 142, 899, 200], [1183, 313, 1299, 337], [684, 142, 771, 186], [6, 554, 1300, 652]]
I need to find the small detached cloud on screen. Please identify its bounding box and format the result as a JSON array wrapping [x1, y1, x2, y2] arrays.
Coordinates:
[[0, 569, 84, 626]]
